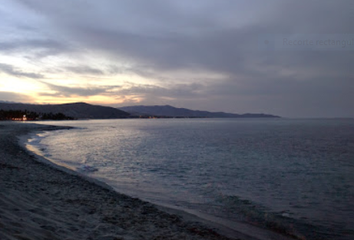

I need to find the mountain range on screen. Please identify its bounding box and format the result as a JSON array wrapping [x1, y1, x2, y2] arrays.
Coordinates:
[[0, 102, 280, 119], [0, 102, 130, 119], [119, 105, 280, 118]]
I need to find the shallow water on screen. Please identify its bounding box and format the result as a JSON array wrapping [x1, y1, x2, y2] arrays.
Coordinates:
[[27, 118, 354, 239]]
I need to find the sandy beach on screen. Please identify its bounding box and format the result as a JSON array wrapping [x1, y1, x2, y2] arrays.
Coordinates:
[[0, 122, 244, 240]]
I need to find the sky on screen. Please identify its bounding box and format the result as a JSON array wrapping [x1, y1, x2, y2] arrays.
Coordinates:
[[0, 0, 353, 118]]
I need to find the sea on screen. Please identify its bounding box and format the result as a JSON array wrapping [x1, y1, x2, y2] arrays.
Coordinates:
[[26, 118, 354, 240]]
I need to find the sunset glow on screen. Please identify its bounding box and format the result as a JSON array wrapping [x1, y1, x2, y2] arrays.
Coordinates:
[[0, 0, 353, 117]]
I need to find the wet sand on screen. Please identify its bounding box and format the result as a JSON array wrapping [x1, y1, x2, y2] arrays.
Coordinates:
[[0, 122, 244, 240]]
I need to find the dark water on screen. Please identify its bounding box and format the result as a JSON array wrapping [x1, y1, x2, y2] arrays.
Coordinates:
[[28, 119, 354, 239]]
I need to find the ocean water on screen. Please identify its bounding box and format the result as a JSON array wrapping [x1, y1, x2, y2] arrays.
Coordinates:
[[27, 119, 354, 240]]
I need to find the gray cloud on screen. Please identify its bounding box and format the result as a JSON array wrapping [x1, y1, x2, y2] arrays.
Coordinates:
[[40, 81, 121, 97], [116, 82, 204, 98], [64, 66, 104, 75], [0, 38, 72, 59], [0, 91, 34, 103], [0, 63, 44, 79], [3, 0, 354, 117], [112, 82, 208, 108]]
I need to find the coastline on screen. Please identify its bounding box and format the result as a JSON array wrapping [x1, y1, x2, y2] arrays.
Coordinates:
[[0, 121, 243, 240]]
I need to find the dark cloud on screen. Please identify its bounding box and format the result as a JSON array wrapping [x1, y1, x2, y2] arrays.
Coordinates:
[[0, 91, 34, 103], [64, 66, 104, 75], [40, 81, 121, 97], [17, 1, 352, 72], [116, 82, 204, 99], [0, 38, 70, 52], [0, 63, 44, 79], [112, 82, 208, 108], [2, 0, 354, 117]]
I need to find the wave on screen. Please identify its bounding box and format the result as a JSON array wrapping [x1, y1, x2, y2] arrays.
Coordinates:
[[213, 195, 338, 240], [76, 164, 99, 173]]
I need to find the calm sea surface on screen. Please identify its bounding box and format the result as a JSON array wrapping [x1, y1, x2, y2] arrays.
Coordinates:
[[27, 119, 354, 240]]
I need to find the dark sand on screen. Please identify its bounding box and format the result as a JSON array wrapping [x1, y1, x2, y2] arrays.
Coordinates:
[[0, 122, 245, 240]]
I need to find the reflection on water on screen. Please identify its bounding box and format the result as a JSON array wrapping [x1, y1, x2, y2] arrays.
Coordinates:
[[28, 119, 354, 240]]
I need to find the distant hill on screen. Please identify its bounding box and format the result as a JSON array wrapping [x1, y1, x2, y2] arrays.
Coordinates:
[[0, 102, 130, 119], [119, 105, 280, 118]]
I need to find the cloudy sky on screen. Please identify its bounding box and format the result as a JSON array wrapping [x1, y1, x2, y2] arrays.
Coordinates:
[[0, 0, 353, 117]]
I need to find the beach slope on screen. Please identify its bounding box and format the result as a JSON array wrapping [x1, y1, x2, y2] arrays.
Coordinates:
[[0, 122, 237, 240]]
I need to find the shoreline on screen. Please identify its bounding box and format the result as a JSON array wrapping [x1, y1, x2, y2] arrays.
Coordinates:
[[0, 121, 244, 240], [20, 128, 293, 240]]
